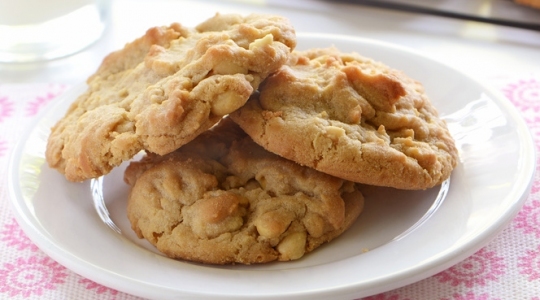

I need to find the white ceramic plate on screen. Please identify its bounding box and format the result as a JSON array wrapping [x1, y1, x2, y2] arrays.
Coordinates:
[[8, 34, 535, 300]]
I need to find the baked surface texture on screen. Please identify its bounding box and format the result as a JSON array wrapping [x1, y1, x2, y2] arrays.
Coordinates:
[[45, 13, 296, 182], [230, 47, 458, 190], [125, 119, 364, 265]]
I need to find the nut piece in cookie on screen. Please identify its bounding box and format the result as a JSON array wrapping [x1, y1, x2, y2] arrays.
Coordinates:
[[230, 47, 458, 190], [125, 119, 364, 265], [46, 13, 296, 182]]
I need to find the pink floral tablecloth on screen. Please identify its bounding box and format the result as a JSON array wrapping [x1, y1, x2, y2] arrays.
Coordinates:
[[0, 75, 539, 300]]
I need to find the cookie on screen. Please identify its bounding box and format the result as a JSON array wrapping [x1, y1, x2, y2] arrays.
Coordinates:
[[45, 13, 296, 182], [230, 47, 458, 190], [125, 118, 364, 265]]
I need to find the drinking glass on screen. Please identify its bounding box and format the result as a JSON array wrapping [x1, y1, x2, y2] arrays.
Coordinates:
[[0, 0, 111, 63]]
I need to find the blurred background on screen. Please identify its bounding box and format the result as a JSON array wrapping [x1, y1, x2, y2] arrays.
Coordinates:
[[0, 0, 538, 85]]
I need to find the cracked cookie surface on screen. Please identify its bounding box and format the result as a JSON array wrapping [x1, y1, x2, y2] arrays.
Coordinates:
[[230, 47, 458, 190], [125, 119, 364, 265], [45, 13, 296, 182]]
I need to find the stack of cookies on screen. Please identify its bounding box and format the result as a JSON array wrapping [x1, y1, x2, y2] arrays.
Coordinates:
[[45, 13, 458, 265]]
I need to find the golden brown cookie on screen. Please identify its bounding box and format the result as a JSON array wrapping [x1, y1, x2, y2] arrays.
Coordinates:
[[230, 47, 458, 190], [46, 13, 296, 182], [125, 119, 364, 265]]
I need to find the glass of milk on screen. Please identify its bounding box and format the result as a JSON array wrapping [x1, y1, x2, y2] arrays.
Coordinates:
[[0, 0, 111, 63]]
